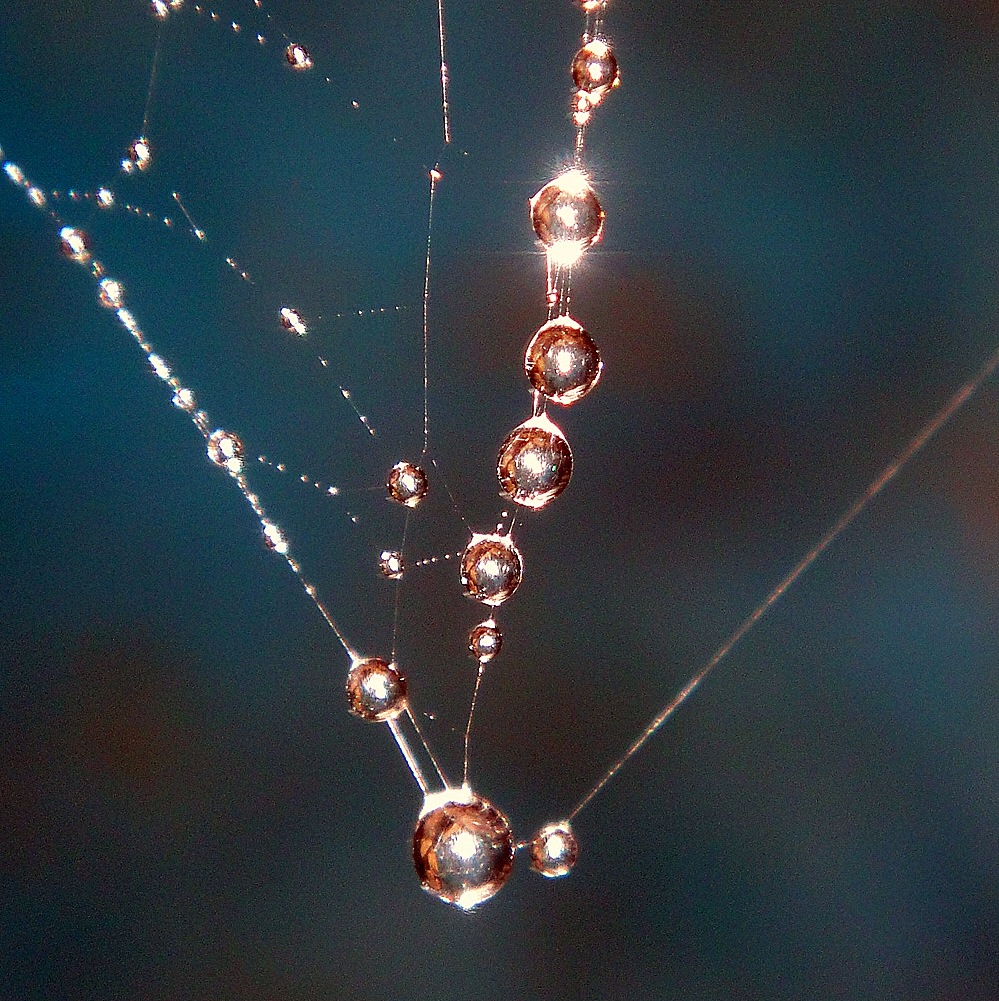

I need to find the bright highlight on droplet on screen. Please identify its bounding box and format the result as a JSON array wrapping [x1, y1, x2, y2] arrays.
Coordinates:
[[206, 429, 244, 476], [379, 550, 405, 580], [525, 315, 602, 405], [98, 277, 124, 309], [346, 657, 407, 721], [460, 533, 523, 606], [279, 306, 308, 336], [285, 43, 313, 70], [59, 226, 90, 264], [412, 788, 515, 910], [496, 413, 573, 510], [529, 821, 579, 878], [386, 460, 428, 508], [530, 169, 604, 266]]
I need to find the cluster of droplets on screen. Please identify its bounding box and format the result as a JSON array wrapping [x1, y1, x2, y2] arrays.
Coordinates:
[[336, 0, 621, 910]]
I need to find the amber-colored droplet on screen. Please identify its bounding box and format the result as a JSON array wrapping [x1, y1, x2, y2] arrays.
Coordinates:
[[496, 413, 573, 509], [345, 657, 407, 721], [460, 533, 523, 606], [387, 460, 428, 508], [529, 821, 579, 878], [530, 169, 604, 266], [413, 788, 515, 909], [571, 39, 620, 105], [525, 315, 602, 405]]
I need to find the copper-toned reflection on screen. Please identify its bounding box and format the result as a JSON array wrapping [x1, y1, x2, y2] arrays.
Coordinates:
[[387, 460, 428, 508], [345, 657, 407, 722], [206, 429, 244, 476], [460, 533, 523, 606], [530, 169, 604, 266], [468, 619, 502, 663], [285, 43, 313, 70], [496, 413, 573, 509], [59, 226, 90, 264], [413, 789, 515, 909], [529, 821, 579, 878], [571, 39, 620, 105], [525, 315, 602, 405]]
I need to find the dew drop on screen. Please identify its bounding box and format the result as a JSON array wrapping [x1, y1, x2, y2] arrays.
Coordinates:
[[496, 413, 573, 510], [279, 306, 308, 336], [345, 657, 407, 721], [59, 226, 90, 264], [525, 315, 602, 405], [530, 169, 604, 266], [261, 520, 288, 554], [378, 550, 405, 580], [529, 821, 579, 878], [285, 43, 313, 70], [150, 0, 169, 19], [571, 39, 620, 105], [468, 619, 502, 663], [413, 788, 515, 909], [123, 136, 152, 173], [96, 187, 114, 208], [206, 429, 244, 476], [386, 460, 428, 508], [172, 387, 197, 412], [98, 277, 124, 309], [460, 533, 523, 606]]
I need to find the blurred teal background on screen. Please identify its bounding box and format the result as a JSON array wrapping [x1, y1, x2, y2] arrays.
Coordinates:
[[2, 1, 999, 997]]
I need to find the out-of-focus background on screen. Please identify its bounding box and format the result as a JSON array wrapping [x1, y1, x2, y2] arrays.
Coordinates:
[[2, 1, 999, 997]]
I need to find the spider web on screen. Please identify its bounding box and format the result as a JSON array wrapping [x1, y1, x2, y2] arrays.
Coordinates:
[[2, 0, 999, 997]]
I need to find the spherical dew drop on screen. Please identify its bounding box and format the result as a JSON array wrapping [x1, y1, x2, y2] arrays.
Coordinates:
[[412, 788, 515, 909]]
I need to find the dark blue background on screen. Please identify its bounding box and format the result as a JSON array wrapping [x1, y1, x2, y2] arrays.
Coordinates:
[[2, 1, 999, 997]]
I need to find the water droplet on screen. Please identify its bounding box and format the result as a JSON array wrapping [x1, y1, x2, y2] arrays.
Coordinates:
[[59, 226, 90, 264], [571, 39, 620, 105], [496, 413, 573, 510], [124, 136, 152, 173], [529, 821, 578, 878], [261, 520, 288, 554], [468, 620, 502, 663], [98, 277, 124, 309], [379, 550, 405, 580], [279, 306, 308, 336], [525, 315, 602, 405], [460, 533, 523, 606], [386, 460, 428, 508], [206, 429, 244, 475], [150, 0, 169, 19], [530, 169, 604, 266], [96, 187, 114, 208], [346, 657, 407, 721], [27, 186, 46, 207], [172, 387, 197, 411], [285, 43, 313, 70], [413, 788, 515, 909]]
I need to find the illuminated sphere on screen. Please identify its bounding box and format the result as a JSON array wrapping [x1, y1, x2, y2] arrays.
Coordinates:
[[413, 788, 515, 909], [468, 620, 502, 663], [345, 656, 407, 722], [571, 39, 620, 104], [127, 136, 152, 171], [59, 226, 90, 264], [530, 169, 604, 266], [525, 315, 602, 405], [378, 550, 405, 580], [387, 460, 428, 508], [460, 533, 523, 606], [285, 43, 313, 70], [496, 413, 572, 510], [279, 306, 308, 336], [529, 821, 579, 878], [206, 429, 244, 476]]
